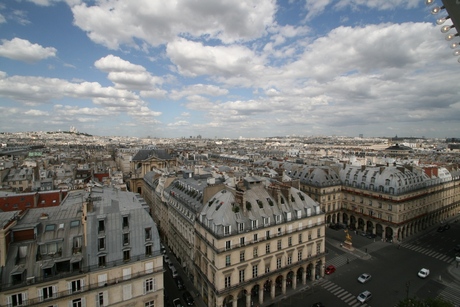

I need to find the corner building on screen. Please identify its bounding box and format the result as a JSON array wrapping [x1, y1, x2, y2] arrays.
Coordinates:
[[194, 176, 326, 307], [0, 187, 163, 307]]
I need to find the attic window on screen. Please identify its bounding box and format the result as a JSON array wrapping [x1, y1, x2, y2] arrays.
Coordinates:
[[70, 220, 80, 228], [45, 224, 55, 232]]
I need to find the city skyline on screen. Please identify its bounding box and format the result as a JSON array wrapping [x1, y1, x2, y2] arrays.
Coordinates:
[[1, 0, 459, 139]]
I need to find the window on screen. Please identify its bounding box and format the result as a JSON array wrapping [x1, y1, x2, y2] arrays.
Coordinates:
[[287, 255, 292, 265], [225, 240, 231, 250], [145, 278, 156, 293], [145, 245, 152, 256], [69, 279, 83, 293], [224, 225, 231, 235], [265, 263, 270, 273], [266, 230, 270, 239], [122, 216, 129, 228], [70, 220, 80, 227], [97, 291, 108, 307], [98, 255, 106, 267], [388, 204, 392, 211], [72, 298, 83, 307], [263, 217, 269, 225], [239, 269, 245, 282], [276, 257, 282, 269], [240, 251, 245, 262], [253, 233, 258, 242], [145, 228, 151, 240], [98, 238, 105, 250], [251, 220, 258, 229], [308, 232, 312, 240], [145, 301, 155, 307], [41, 285, 56, 301], [253, 247, 258, 257], [225, 255, 231, 266], [265, 243, 270, 254], [276, 215, 281, 223], [224, 276, 231, 288], [123, 233, 130, 245], [98, 220, 105, 232], [288, 237, 292, 247], [298, 250, 302, 261], [317, 228, 321, 237], [252, 264, 258, 278], [238, 222, 244, 232], [316, 242, 321, 254], [240, 237, 245, 246], [277, 240, 282, 251], [123, 250, 130, 261], [277, 227, 282, 236], [9, 293, 27, 306], [298, 233, 302, 243], [45, 224, 55, 232]]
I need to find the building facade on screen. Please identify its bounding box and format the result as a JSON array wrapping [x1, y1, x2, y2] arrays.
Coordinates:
[[0, 187, 163, 307]]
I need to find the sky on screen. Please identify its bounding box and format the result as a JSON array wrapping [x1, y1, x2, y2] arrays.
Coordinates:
[[0, 0, 459, 139]]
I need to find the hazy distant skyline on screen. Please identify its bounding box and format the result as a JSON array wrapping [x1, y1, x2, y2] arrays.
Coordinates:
[[0, 0, 459, 139]]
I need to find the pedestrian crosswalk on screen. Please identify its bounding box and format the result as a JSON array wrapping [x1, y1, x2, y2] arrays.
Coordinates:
[[318, 279, 371, 307], [402, 243, 454, 264]]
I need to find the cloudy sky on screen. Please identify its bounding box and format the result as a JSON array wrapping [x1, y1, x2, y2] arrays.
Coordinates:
[[0, 0, 459, 138]]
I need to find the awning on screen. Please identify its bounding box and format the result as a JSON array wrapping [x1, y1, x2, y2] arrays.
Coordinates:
[[70, 254, 82, 263], [41, 260, 55, 269]]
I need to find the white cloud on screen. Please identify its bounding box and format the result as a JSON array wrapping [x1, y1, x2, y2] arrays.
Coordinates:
[[0, 38, 56, 63], [169, 84, 228, 100], [71, 0, 277, 49]]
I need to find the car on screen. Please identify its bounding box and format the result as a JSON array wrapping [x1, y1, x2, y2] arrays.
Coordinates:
[[418, 268, 430, 278], [311, 303, 325, 307], [437, 226, 445, 232], [175, 276, 185, 290], [325, 265, 336, 275], [357, 290, 372, 304], [172, 268, 179, 278], [161, 244, 166, 254], [164, 255, 170, 264], [366, 233, 376, 239], [454, 244, 460, 252], [173, 298, 183, 307], [357, 273, 372, 283], [182, 290, 194, 306], [443, 223, 450, 230], [168, 262, 175, 270]]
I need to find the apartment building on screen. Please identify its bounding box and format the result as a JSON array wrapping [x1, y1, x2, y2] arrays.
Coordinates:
[[279, 161, 460, 242], [194, 177, 326, 307], [0, 187, 163, 307]]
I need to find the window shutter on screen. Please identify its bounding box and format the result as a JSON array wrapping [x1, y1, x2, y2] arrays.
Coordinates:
[[52, 285, 57, 298], [6, 295, 11, 307], [38, 289, 43, 302], [81, 297, 86, 307], [68, 282, 72, 294], [145, 261, 153, 274], [153, 278, 157, 291], [81, 278, 85, 291], [103, 291, 108, 306], [22, 292, 28, 305]]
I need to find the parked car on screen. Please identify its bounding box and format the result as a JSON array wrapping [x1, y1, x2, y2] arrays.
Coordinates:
[[311, 303, 325, 307], [164, 255, 170, 264], [175, 276, 185, 290], [161, 244, 166, 254], [418, 268, 430, 278], [357, 290, 372, 304], [173, 298, 183, 307], [454, 244, 460, 252], [357, 273, 372, 284], [182, 290, 194, 306], [168, 262, 175, 270], [329, 224, 340, 230], [366, 233, 376, 239], [325, 265, 336, 275], [172, 268, 179, 278]]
